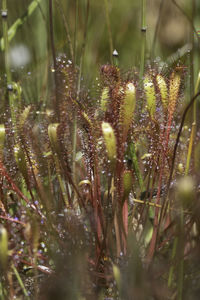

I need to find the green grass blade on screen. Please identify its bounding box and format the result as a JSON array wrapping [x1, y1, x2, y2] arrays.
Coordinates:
[[0, 0, 42, 51]]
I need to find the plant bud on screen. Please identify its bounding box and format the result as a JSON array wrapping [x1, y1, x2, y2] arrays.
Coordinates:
[[113, 264, 121, 290], [120, 82, 136, 140], [102, 122, 117, 167], [178, 163, 184, 174], [0, 226, 8, 270], [177, 176, 195, 208], [100, 87, 109, 112], [123, 170, 133, 198], [0, 125, 5, 159], [48, 123, 60, 154]]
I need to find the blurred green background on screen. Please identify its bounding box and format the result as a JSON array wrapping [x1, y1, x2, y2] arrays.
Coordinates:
[[0, 0, 200, 104]]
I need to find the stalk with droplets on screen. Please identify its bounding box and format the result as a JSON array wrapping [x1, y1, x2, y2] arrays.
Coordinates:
[[144, 75, 156, 120], [48, 123, 69, 208], [156, 74, 168, 113]]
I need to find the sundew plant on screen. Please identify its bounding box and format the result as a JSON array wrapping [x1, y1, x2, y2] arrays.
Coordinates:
[[0, 0, 200, 299]]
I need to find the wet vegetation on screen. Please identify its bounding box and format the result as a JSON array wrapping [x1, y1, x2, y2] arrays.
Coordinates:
[[0, 0, 200, 299]]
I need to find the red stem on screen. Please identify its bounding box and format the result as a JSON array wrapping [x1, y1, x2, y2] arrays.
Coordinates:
[[147, 113, 173, 262], [0, 160, 44, 217]]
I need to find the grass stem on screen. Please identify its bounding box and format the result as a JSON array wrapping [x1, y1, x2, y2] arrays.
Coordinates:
[[49, 0, 59, 120], [55, 0, 74, 62], [12, 264, 30, 299], [139, 0, 146, 80], [151, 0, 165, 59], [72, 1, 90, 193], [103, 0, 113, 64]]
